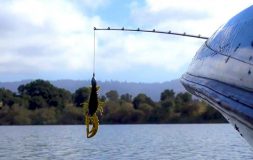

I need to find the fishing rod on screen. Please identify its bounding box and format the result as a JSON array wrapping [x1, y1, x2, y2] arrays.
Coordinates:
[[94, 27, 209, 40], [84, 27, 208, 139]]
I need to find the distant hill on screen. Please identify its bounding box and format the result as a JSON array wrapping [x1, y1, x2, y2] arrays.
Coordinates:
[[0, 79, 186, 101]]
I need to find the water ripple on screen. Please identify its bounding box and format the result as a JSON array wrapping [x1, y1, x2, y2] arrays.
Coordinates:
[[0, 124, 252, 160]]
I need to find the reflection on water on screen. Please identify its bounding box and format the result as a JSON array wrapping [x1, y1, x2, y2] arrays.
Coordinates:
[[0, 124, 252, 160]]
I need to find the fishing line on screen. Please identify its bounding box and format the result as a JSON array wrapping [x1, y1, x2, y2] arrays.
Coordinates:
[[93, 28, 96, 77]]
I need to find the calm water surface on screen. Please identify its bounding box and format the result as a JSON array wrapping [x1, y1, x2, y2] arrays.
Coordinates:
[[0, 124, 252, 160]]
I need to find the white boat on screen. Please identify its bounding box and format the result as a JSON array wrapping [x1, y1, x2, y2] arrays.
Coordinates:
[[181, 5, 253, 147]]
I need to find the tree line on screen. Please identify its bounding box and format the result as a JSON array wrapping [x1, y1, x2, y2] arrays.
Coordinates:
[[0, 79, 226, 125]]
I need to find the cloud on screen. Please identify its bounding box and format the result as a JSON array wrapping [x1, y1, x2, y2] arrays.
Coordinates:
[[0, 0, 253, 82], [131, 0, 253, 35], [0, 0, 105, 77], [94, 29, 202, 77], [95, 0, 253, 82], [131, 2, 209, 26]]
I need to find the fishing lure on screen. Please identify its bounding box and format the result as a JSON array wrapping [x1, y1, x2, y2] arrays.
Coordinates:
[[83, 74, 103, 138], [82, 28, 104, 138]]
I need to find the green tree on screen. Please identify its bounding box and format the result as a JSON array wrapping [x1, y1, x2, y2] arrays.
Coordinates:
[[30, 108, 57, 125], [106, 90, 119, 101], [132, 93, 154, 109], [138, 103, 153, 122], [160, 89, 175, 101], [120, 93, 132, 102], [12, 105, 31, 125], [73, 87, 90, 107], [0, 80, 227, 125], [29, 96, 48, 110], [18, 79, 71, 109], [18, 80, 54, 97], [175, 92, 192, 104], [59, 104, 83, 124], [0, 104, 31, 125], [58, 88, 72, 104], [0, 88, 16, 107]]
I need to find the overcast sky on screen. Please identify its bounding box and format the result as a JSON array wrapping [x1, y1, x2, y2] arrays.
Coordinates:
[[0, 0, 252, 82]]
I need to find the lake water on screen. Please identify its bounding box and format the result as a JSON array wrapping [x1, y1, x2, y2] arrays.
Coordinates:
[[0, 124, 252, 160]]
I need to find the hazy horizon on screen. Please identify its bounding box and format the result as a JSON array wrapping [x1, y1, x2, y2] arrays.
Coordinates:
[[0, 77, 181, 83]]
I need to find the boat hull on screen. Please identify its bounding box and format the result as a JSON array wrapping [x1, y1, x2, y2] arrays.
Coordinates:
[[181, 5, 253, 147], [181, 73, 253, 147]]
